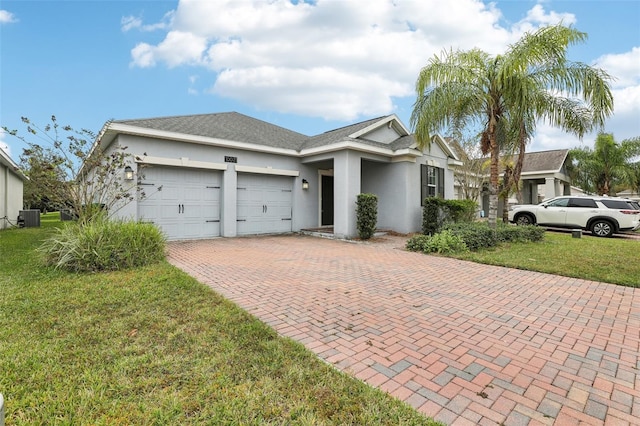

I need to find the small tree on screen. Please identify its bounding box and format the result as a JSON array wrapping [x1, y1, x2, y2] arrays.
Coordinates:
[[3, 116, 137, 223], [450, 132, 489, 203], [19, 144, 68, 211]]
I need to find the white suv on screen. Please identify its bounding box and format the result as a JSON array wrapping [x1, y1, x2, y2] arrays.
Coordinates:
[[508, 196, 640, 237]]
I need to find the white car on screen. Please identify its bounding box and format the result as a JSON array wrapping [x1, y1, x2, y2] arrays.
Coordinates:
[[508, 195, 640, 237]]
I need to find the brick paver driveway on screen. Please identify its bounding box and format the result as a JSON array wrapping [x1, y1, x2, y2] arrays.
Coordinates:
[[167, 234, 640, 425]]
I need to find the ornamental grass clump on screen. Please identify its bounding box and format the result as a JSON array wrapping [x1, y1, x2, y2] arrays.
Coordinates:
[[40, 216, 165, 272]]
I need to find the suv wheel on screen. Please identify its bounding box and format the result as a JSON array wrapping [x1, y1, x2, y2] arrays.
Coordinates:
[[515, 213, 534, 226], [591, 220, 614, 237]]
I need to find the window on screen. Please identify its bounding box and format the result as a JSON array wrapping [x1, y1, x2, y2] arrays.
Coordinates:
[[600, 199, 635, 209], [421, 164, 444, 204], [545, 198, 569, 207], [568, 198, 598, 208]]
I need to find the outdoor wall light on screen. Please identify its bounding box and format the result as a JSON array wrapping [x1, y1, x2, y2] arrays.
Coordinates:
[[302, 179, 309, 190], [124, 166, 134, 180]]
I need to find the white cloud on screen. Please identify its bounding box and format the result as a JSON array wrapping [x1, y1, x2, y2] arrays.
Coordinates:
[[0, 9, 18, 24], [593, 47, 640, 88], [121, 11, 173, 32], [129, 0, 632, 133]]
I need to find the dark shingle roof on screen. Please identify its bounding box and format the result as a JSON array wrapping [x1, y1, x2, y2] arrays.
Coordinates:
[[299, 116, 387, 150], [520, 149, 568, 172], [115, 112, 308, 150], [114, 112, 416, 154]]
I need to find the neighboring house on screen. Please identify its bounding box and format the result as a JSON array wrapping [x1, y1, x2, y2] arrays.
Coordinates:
[[98, 112, 461, 240], [616, 189, 640, 202], [0, 148, 27, 230], [454, 149, 572, 212]]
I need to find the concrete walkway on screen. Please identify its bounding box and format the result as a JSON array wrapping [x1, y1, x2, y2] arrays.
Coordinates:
[[167, 234, 640, 425]]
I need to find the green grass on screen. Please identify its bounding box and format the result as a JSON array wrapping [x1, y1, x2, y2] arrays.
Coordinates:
[[451, 231, 640, 287], [0, 214, 439, 425]]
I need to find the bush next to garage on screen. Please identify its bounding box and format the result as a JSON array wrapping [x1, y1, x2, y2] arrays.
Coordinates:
[[40, 216, 166, 272], [422, 198, 477, 235], [356, 193, 378, 240]]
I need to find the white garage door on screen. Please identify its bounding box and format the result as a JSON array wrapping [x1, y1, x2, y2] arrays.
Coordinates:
[[138, 166, 221, 240], [237, 173, 293, 235]]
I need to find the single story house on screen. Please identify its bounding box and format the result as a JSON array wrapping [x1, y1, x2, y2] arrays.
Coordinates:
[[0, 148, 27, 230], [98, 112, 461, 240], [454, 148, 572, 213]]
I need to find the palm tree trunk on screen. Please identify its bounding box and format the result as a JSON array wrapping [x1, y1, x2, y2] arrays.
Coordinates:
[[488, 136, 500, 230]]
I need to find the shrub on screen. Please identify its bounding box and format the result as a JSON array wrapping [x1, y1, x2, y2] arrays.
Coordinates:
[[406, 234, 431, 252], [422, 198, 479, 235], [40, 217, 166, 272], [442, 222, 546, 251], [356, 193, 378, 240], [444, 222, 497, 251], [406, 231, 468, 254], [422, 198, 448, 235], [445, 199, 478, 223], [496, 223, 545, 243]]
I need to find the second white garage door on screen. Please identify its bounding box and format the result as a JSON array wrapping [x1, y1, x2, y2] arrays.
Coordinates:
[[138, 166, 221, 240], [237, 173, 293, 235]]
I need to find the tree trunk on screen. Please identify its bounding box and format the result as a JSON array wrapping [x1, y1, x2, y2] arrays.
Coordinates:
[[488, 136, 500, 229]]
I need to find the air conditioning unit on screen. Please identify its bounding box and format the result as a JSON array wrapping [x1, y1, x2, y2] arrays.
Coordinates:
[[19, 209, 41, 227]]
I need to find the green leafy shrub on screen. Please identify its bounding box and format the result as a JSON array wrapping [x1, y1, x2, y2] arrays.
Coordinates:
[[406, 231, 468, 254], [356, 193, 378, 240], [496, 223, 545, 243], [445, 222, 497, 251], [444, 199, 478, 223], [443, 222, 546, 251], [422, 198, 448, 235], [422, 198, 478, 235], [40, 217, 166, 272], [406, 234, 431, 252]]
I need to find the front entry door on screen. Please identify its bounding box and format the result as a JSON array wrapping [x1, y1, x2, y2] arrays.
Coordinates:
[[321, 175, 334, 226]]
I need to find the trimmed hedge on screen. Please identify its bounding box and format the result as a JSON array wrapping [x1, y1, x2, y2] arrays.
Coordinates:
[[408, 222, 546, 253], [356, 193, 378, 240]]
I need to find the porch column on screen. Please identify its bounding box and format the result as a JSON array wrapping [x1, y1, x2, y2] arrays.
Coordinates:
[[544, 177, 556, 200], [333, 150, 361, 238], [222, 165, 237, 237]]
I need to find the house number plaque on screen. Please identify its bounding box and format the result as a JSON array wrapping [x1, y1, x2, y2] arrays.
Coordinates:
[[224, 156, 238, 163]]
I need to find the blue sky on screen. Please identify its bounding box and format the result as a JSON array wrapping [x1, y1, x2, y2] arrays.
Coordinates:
[[1, 0, 639, 162]]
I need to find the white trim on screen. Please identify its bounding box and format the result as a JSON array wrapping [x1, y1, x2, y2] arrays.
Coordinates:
[[235, 165, 299, 177], [134, 154, 227, 171], [391, 155, 417, 163], [300, 140, 422, 159], [348, 114, 410, 139]]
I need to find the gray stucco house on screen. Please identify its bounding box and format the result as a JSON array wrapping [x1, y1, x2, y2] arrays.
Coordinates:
[[0, 148, 26, 230], [99, 112, 461, 240]]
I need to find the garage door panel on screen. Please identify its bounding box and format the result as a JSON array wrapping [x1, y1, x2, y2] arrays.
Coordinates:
[[237, 173, 293, 235], [138, 166, 221, 240]]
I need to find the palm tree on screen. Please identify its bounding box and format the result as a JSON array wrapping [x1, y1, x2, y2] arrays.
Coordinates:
[[569, 133, 640, 195], [411, 24, 614, 228]]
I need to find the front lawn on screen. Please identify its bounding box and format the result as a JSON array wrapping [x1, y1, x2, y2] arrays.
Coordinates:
[[451, 231, 640, 287], [0, 214, 438, 425]]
